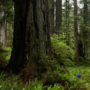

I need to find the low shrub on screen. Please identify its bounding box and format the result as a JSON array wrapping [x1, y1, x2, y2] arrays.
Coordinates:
[[51, 34, 74, 66], [38, 59, 61, 73]]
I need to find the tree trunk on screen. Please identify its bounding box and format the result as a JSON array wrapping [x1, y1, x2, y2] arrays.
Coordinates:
[[56, 0, 62, 33], [48, 0, 54, 34], [79, 0, 88, 60], [74, 0, 79, 62], [0, 11, 6, 47], [65, 0, 70, 45], [7, 0, 51, 80], [83, 0, 88, 59]]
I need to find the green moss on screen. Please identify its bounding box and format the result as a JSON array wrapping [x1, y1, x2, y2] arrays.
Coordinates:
[[0, 47, 11, 64]]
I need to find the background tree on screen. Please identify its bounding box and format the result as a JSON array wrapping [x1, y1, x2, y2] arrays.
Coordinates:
[[0, 0, 14, 47], [74, 0, 79, 62], [82, 0, 88, 59], [0, 11, 6, 47], [48, 0, 54, 34], [65, 0, 70, 45], [56, 0, 62, 33], [78, 0, 89, 60]]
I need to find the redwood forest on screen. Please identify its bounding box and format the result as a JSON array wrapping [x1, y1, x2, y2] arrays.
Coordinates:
[[0, 0, 90, 90]]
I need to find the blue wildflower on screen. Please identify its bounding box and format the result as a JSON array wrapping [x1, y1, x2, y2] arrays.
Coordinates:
[[77, 74, 81, 78]]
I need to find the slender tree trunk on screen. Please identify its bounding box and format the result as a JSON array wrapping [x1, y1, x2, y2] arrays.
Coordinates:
[[48, 0, 54, 34], [0, 11, 6, 47], [65, 0, 70, 45], [56, 0, 62, 33], [83, 0, 88, 59], [7, 0, 51, 80], [74, 0, 79, 62], [79, 0, 88, 60]]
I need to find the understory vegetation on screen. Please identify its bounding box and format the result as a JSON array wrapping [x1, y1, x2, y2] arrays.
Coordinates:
[[0, 35, 90, 90]]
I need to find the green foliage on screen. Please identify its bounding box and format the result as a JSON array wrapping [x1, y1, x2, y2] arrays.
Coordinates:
[[38, 59, 73, 89], [0, 47, 11, 64], [1, 62, 90, 90], [47, 84, 64, 90], [37, 34, 75, 88], [0, 74, 64, 90], [38, 59, 63, 84], [0, 73, 23, 90], [66, 64, 90, 90], [39, 59, 61, 72], [24, 80, 64, 90], [51, 34, 74, 66], [24, 80, 43, 90]]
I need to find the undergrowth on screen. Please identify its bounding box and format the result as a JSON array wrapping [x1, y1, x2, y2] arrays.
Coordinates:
[[0, 35, 90, 90]]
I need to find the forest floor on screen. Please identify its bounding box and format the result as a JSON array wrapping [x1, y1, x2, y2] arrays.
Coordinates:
[[66, 62, 90, 90], [0, 62, 90, 90], [0, 47, 90, 89]]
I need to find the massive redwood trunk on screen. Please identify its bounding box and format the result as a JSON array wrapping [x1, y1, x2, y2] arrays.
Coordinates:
[[7, 0, 51, 79]]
